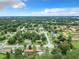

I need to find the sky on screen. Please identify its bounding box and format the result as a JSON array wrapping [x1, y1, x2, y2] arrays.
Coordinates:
[[0, 0, 79, 16]]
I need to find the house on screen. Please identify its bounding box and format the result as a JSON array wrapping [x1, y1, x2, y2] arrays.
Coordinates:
[[72, 33, 79, 41], [24, 45, 44, 56], [24, 49, 34, 56]]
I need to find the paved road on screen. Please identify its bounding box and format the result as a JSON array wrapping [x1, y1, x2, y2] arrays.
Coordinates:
[[44, 32, 54, 48]]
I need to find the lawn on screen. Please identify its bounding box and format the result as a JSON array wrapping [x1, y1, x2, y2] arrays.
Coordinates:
[[72, 41, 79, 48], [0, 53, 5, 59]]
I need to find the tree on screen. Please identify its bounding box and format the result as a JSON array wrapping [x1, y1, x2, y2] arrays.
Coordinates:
[[6, 52, 10, 59], [8, 38, 16, 44], [15, 48, 22, 59], [54, 33, 73, 55], [0, 36, 6, 41]]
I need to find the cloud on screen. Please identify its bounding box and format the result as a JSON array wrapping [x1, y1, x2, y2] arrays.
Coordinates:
[[0, 0, 26, 9], [31, 8, 79, 16], [12, 2, 25, 8]]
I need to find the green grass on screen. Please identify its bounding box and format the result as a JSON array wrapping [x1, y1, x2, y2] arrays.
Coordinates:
[[72, 41, 79, 48], [0, 53, 5, 59], [0, 50, 79, 59]]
